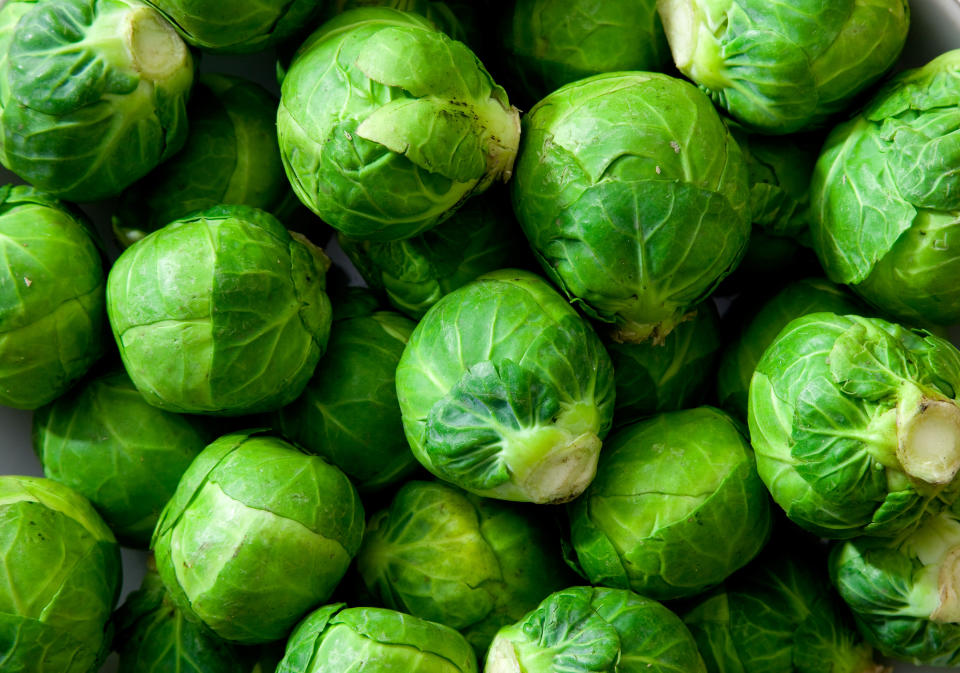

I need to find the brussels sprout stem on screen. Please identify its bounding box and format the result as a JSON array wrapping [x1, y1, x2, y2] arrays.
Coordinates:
[[477, 98, 521, 186], [897, 397, 960, 485], [126, 7, 190, 81], [485, 635, 520, 673], [932, 546, 960, 623]]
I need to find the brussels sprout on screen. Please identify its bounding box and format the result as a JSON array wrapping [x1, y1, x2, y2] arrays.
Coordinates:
[[717, 278, 862, 420], [339, 189, 527, 319], [569, 407, 771, 600], [684, 541, 880, 673], [144, 0, 324, 52], [830, 504, 960, 665], [326, 0, 479, 46], [811, 49, 960, 326], [0, 185, 105, 409], [152, 431, 365, 644], [278, 8, 520, 241], [113, 74, 294, 248], [608, 302, 721, 425], [511, 72, 750, 343], [277, 603, 478, 673], [657, 0, 909, 134], [276, 304, 420, 491], [485, 586, 706, 673], [357, 480, 574, 651], [106, 205, 332, 416], [32, 368, 210, 547], [396, 269, 615, 504], [499, 0, 670, 104], [748, 312, 960, 539], [0, 0, 193, 201], [0, 476, 121, 673]]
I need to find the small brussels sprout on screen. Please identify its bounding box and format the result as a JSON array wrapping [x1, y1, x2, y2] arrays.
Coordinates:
[[396, 269, 615, 504], [811, 49, 960, 326], [144, 0, 324, 52], [717, 278, 862, 420], [0, 185, 105, 409], [357, 480, 574, 651], [830, 504, 960, 665], [276, 303, 420, 491], [32, 368, 210, 547], [0, 0, 193, 201], [499, 0, 670, 104], [748, 312, 960, 539], [0, 476, 121, 672], [113, 74, 293, 248], [278, 8, 520, 241], [277, 603, 478, 673], [657, 0, 909, 133], [106, 205, 332, 416], [485, 586, 706, 673], [569, 407, 771, 600], [152, 431, 365, 644], [684, 542, 880, 673], [511, 72, 750, 343], [608, 302, 721, 425], [339, 188, 527, 319]]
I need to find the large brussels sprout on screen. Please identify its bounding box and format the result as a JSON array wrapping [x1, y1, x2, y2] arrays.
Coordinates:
[[717, 278, 862, 420], [684, 542, 880, 673], [0, 185, 105, 409], [748, 312, 960, 539], [277, 603, 478, 673], [276, 302, 419, 491], [485, 586, 706, 673], [499, 0, 670, 105], [278, 8, 520, 241], [608, 302, 721, 425], [657, 0, 909, 134], [396, 269, 615, 504], [357, 480, 573, 651], [113, 74, 293, 248], [569, 407, 771, 600], [106, 205, 332, 416], [33, 368, 210, 547], [811, 49, 960, 326], [152, 431, 365, 644], [512, 72, 750, 343], [0, 476, 121, 673], [830, 503, 960, 665], [0, 0, 193, 201], [339, 188, 526, 319]]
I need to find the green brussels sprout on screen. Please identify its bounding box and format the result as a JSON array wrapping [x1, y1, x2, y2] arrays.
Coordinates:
[[112, 74, 293, 248], [830, 504, 960, 665], [152, 431, 365, 644], [0, 475, 121, 673], [684, 542, 880, 673], [485, 586, 706, 673], [607, 302, 721, 425], [32, 368, 210, 547], [277, 603, 478, 673], [106, 205, 332, 416], [569, 407, 771, 600], [511, 72, 750, 343], [811, 49, 960, 326], [0, 185, 105, 410], [396, 269, 615, 504], [339, 188, 527, 319], [657, 0, 909, 134], [144, 0, 324, 52], [276, 304, 420, 491], [357, 480, 574, 652], [278, 8, 520, 241], [499, 0, 670, 105], [0, 0, 194, 201], [717, 278, 862, 420], [748, 312, 960, 539]]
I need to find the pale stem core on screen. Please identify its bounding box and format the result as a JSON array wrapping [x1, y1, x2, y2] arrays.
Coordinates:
[[932, 545, 960, 623], [126, 7, 188, 80], [516, 432, 601, 505], [898, 399, 960, 485], [485, 636, 521, 673]]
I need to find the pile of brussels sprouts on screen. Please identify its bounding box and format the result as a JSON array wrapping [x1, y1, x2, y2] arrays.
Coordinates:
[[5, 0, 960, 671]]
